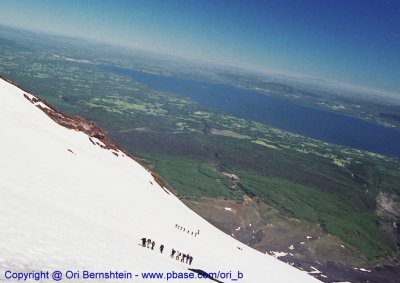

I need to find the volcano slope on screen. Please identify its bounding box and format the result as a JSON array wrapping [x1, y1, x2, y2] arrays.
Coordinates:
[[0, 77, 320, 283]]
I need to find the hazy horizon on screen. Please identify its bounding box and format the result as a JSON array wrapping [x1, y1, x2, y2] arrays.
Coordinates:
[[0, 0, 399, 102]]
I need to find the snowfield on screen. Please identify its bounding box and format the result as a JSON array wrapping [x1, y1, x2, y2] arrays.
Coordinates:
[[0, 77, 320, 282]]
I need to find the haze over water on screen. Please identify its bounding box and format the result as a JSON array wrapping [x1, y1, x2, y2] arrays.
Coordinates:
[[102, 65, 400, 158]]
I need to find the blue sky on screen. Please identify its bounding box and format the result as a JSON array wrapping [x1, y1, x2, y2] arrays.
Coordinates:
[[0, 0, 399, 96]]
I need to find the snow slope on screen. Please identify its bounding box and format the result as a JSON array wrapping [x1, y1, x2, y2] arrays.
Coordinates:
[[0, 77, 320, 282]]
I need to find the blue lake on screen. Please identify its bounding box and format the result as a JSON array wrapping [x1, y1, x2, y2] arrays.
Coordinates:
[[100, 65, 400, 158]]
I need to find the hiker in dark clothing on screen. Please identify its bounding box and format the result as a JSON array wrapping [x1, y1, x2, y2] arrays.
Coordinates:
[[171, 249, 176, 258], [181, 254, 186, 262], [188, 256, 193, 265], [141, 238, 146, 247], [151, 241, 155, 250], [160, 244, 164, 253], [185, 254, 190, 264], [147, 239, 151, 248]]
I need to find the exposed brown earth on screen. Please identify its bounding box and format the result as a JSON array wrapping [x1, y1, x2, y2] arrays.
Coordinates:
[[2, 74, 168, 190], [185, 197, 400, 282], [23, 92, 120, 152]]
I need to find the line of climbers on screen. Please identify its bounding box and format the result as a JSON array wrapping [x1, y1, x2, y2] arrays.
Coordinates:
[[141, 238, 159, 251], [171, 249, 193, 265], [175, 224, 200, 237], [140, 237, 193, 265]]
